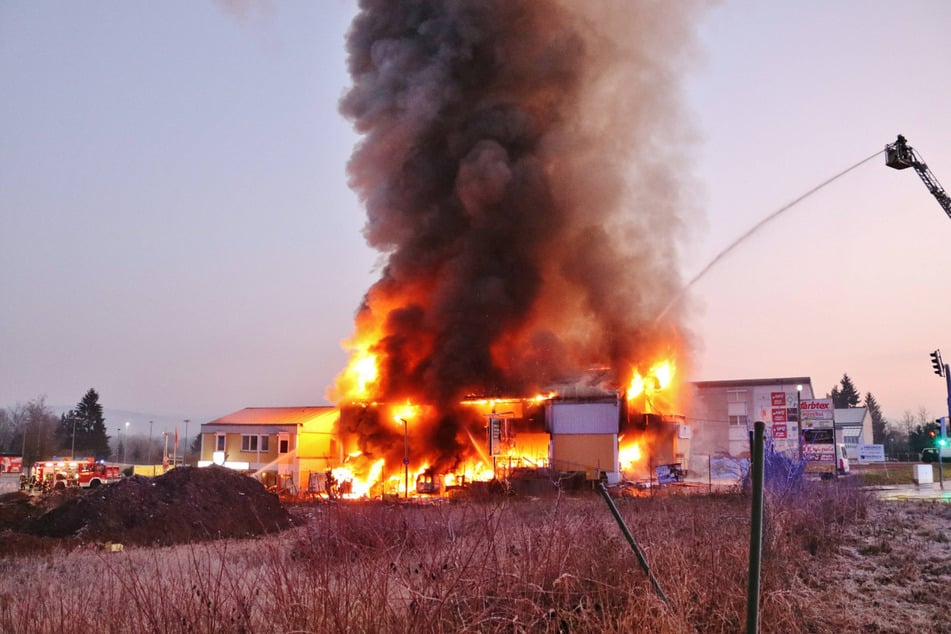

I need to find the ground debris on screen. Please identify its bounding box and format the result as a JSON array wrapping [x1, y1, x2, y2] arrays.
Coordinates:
[[0, 466, 293, 554]]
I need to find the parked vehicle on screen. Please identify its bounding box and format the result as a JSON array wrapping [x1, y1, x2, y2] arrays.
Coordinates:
[[921, 447, 951, 463], [30, 458, 120, 491], [836, 444, 850, 475]]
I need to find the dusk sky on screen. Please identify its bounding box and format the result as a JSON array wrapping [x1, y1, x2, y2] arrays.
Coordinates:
[[2, 1, 950, 435]]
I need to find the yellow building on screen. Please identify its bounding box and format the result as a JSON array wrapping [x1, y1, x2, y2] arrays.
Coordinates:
[[198, 406, 339, 492]]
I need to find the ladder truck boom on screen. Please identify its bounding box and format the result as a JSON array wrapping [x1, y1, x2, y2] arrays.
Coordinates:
[[885, 134, 951, 220]]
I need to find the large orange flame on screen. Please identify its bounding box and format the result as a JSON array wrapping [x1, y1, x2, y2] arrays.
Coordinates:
[[626, 358, 677, 413]]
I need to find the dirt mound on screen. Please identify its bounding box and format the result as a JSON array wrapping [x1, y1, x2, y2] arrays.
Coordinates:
[[20, 466, 293, 547]]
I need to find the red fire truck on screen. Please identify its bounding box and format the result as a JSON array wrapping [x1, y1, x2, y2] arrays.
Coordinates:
[[31, 458, 120, 491]]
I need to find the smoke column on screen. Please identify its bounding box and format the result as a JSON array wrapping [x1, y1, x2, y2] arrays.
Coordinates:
[[335, 0, 704, 463]]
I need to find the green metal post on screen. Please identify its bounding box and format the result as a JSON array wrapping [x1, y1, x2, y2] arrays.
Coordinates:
[[597, 482, 670, 607], [746, 421, 766, 634]]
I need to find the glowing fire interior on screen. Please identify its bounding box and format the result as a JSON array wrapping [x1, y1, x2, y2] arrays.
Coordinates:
[[626, 359, 676, 410], [324, 352, 680, 499]]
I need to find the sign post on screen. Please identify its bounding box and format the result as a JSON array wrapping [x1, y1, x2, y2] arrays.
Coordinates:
[[800, 399, 836, 476]]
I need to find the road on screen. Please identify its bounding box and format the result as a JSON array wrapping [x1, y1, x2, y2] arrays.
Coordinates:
[[870, 483, 951, 502]]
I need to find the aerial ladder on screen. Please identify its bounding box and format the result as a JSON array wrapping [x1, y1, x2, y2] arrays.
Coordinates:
[[885, 134, 951, 220]]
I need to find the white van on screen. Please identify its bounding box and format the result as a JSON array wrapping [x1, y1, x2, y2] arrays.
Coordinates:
[[836, 444, 850, 474]]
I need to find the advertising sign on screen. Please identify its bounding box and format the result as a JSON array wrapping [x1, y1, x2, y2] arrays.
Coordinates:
[[772, 423, 788, 439], [771, 409, 787, 423], [802, 426, 835, 470], [802, 443, 835, 462], [771, 392, 786, 407], [800, 398, 835, 423], [488, 417, 502, 457], [0, 456, 23, 473], [857, 444, 886, 463]]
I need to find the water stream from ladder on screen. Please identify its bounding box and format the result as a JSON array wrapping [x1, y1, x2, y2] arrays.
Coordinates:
[[655, 149, 884, 323]]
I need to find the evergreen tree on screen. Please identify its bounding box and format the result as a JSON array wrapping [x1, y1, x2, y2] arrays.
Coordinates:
[[829, 384, 842, 407], [909, 420, 940, 454], [830, 374, 861, 408], [864, 392, 887, 444], [57, 389, 110, 458]]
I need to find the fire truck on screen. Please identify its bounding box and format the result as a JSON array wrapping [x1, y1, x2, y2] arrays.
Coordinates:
[[30, 458, 120, 491]]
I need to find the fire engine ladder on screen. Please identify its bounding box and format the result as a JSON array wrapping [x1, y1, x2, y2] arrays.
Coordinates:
[[885, 134, 951, 219]]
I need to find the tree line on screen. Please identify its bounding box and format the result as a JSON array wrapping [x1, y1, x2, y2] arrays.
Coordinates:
[[0, 389, 199, 467], [828, 373, 942, 459]]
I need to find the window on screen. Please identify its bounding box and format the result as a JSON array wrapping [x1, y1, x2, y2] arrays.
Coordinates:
[[729, 415, 749, 427], [279, 434, 289, 454], [727, 389, 748, 403], [241, 435, 269, 452], [215, 434, 225, 451]]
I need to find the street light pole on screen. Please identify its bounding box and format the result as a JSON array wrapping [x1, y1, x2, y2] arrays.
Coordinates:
[[124, 421, 130, 464], [148, 421, 154, 476], [71, 417, 77, 459], [400, 418, 409, 499], [796, 385, 803, 462], [184, 419, 190, 466]]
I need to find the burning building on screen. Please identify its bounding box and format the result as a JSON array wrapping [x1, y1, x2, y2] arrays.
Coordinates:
[[322, 0, 702, 494]]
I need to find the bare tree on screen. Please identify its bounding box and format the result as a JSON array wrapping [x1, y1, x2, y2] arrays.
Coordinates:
[[0, 408, 14, 452], [3, 397, 60, 469]]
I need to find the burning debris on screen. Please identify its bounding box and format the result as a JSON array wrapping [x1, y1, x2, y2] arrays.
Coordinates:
[[329, 0, 703, 493]]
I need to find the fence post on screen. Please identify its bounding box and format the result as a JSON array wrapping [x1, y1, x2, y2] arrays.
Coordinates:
[[597, 482, 670, 607], [746, 421, 766, 634]]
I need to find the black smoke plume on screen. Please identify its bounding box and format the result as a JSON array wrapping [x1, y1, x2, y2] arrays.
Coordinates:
[[336, 0, 703, 467]]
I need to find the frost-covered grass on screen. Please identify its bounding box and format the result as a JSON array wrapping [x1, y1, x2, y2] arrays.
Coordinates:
[[5, 482, 933, 634]]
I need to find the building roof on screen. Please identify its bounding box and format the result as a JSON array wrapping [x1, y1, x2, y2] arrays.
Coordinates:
[[692, 377, 813, 389], [205, 406, 337, 426], [835, 407, 868, 426]]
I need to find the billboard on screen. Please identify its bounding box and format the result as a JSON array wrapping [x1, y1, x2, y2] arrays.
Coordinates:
[[800, 400, 836, 470], [857, 444, 886, 463], [800, 398, 835, 425], [0, 456, 22, 473], [488, 417, 503, 456]]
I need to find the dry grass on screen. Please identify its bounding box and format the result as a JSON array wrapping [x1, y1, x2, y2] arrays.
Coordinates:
[[1, 482, 949, 633], [851, 462, 919, 486]]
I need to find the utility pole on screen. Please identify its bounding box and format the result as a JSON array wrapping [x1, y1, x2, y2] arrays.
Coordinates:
[[400, 418, 409, 499], [184, 419, 190, 466], [148, 420, 154, 476]]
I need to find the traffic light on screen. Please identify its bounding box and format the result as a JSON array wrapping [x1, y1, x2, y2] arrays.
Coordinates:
[[931, 350, 945, 376]]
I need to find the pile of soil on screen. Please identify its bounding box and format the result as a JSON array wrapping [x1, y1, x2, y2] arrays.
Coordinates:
[[0, 466, 293, 555]]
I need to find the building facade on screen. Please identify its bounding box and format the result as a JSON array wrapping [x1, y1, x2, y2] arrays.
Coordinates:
[[198, 406, 338, 491], [834, 407, 873, 458], [689, 377, 815, 459]]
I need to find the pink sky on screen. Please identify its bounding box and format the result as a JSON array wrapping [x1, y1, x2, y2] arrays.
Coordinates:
[[1, 1, 949, 431]]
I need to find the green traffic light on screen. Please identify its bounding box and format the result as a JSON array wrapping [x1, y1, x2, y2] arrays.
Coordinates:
[[939, 438, 948, 447]]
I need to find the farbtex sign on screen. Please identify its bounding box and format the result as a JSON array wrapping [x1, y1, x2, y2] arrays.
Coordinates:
[[800, 398, 835, 468], [800, 398, 834, 426]]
